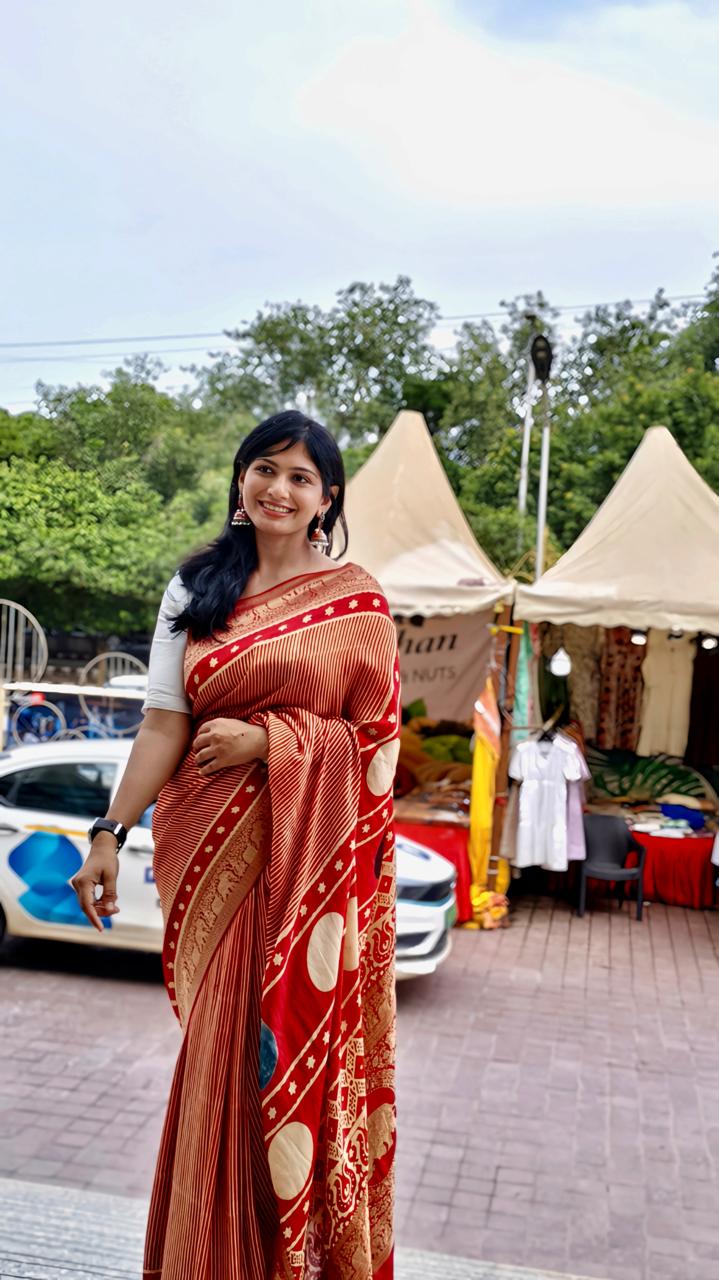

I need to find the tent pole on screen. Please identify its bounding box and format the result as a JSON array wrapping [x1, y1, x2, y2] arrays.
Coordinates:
[[488, 609, 522, 891]]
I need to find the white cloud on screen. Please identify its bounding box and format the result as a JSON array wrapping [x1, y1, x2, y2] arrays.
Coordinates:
[[296, 0, 719, 210], [552, 2, 719, 118], [1, 0, 717, 410]]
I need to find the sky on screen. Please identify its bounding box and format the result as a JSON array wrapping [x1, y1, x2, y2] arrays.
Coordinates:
[[1, 0, 717, 411]]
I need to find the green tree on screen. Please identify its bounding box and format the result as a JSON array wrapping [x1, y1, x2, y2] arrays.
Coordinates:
[[197, 276, 440, 441], [548, 366, 719, 547], [667, 258, 719, 375], [324, 277, 439, 439], [0, 408, 50, 463], [34, 358, 219, 501], [197, 302, 330, 422], [557, 292, 676, 408], [434, 321, 514, 468], [0, 457, 180, 631]]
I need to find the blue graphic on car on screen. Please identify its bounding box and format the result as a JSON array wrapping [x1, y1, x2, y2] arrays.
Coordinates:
[[8, 832, 111, 929], [259, 1021, 278, 1088]]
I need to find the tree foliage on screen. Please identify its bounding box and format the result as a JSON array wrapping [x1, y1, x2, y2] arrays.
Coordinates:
[[30, 357, 224, 501], [0, 457, 173, 631], [196, 276, 440, 441]]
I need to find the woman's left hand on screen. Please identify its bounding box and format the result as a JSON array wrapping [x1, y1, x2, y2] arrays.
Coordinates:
[[194, 719, 269, 776]]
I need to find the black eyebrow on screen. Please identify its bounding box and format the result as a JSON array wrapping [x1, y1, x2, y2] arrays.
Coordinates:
[[257, 456, 317, 475]]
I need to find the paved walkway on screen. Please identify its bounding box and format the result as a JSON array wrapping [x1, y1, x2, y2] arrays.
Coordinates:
[[1, 896, 718, 1278], [395, 896, 719, 1280]]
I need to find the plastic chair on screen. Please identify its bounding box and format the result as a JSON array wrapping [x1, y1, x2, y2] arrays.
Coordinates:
[[577, 814, 646, 921]]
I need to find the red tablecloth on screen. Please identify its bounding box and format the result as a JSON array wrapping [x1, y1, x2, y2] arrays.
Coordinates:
[[394, 820, 472, 924], [628, 831, 716, 909]]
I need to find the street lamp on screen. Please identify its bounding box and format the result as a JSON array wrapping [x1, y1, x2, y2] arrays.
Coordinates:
[[517, 314, 538, 521], [531, 335, 553, 581]]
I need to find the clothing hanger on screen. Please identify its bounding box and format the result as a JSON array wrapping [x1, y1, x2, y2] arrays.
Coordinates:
[[536, 706, 564, 742], [507, 705, 565, 736]]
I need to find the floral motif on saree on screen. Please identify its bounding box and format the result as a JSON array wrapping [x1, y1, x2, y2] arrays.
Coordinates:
[[144, 564, 400, 1280]]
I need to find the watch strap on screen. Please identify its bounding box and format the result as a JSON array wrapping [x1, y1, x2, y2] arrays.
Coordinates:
[[88, 818, 128, 851]]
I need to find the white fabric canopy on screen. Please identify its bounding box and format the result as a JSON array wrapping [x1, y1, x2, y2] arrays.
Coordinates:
[[342, 410, 512, 617], [516, 426, 719, 631]]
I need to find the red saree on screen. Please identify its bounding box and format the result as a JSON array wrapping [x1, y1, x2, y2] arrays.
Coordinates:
[[143, 563, 400, 1280]]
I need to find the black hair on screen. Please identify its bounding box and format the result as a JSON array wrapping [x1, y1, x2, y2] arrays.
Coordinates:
[[171, 410, 348, 638]]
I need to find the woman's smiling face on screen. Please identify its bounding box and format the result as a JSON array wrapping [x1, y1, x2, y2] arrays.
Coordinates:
[[240, 440, 330, 537]]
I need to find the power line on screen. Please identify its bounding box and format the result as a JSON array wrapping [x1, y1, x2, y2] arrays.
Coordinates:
[[0, 344, 236, 366], [439, 293, 705, 321], [0, 330, 226, 350], [0, 292, 708, 353]]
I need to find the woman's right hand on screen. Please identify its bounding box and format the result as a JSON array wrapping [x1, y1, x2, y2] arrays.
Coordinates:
[[71, 835, 121, 934]]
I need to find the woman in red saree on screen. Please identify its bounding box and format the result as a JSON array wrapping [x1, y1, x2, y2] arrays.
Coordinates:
[[72, 413, 399, 1279]]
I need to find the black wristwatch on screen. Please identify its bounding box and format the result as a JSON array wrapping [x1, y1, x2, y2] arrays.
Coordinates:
[[88, 818, 128, 851]]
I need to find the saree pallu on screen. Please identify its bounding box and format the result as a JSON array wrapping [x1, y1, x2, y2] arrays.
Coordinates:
[[143, 563, 400, 1280]]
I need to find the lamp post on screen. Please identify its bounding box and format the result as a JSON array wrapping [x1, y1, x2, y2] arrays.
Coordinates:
[[517, 315, 538, 521], [531, 335, 553, 582]]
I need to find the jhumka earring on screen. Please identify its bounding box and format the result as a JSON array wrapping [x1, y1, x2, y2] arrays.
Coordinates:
[[231, 489, 252, 527], [310, 511, 329, 552]]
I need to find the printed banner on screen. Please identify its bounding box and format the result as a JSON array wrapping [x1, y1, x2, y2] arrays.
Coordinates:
[[395, 610, 493, 721]]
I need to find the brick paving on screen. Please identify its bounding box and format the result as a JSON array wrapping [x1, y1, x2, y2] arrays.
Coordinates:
[[1, 896, 718, 1279], [396, 897, 719, 1280]]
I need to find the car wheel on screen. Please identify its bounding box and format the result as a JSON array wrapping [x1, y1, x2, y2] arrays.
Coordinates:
[[0, 904, 6, 948]]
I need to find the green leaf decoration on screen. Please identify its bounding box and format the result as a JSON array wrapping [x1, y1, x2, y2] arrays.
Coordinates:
[[586, 748, 718, 806]]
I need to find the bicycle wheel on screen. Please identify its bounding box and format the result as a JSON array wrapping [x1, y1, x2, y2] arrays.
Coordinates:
[[11, 700, 67, 745]]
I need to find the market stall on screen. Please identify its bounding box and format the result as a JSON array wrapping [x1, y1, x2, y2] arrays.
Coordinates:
[[342, 410, 514, 923], [512, 426, 719, 909]]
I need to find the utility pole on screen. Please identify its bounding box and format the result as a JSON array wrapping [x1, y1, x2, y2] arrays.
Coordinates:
[[530, 335, 553, 581]]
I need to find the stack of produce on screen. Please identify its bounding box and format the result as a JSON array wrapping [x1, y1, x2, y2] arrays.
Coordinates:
[[395, 699, 473, 802]]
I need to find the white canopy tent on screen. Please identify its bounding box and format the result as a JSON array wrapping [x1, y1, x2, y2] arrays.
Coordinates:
[[342, 410, 513, 717], [342, 410, 512, 618], [516, 426, 719, 633]]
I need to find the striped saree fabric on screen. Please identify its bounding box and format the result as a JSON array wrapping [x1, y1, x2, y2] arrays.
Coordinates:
[[143, 563, 400, 1280]]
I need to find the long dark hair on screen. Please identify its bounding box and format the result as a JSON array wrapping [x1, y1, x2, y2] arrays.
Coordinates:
[[171, 410, 348, 638]]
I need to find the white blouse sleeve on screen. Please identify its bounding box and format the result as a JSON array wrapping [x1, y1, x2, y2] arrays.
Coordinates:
[[142, 574, 193, 716]]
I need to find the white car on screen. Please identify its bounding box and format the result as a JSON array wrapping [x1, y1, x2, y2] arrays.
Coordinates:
[[394, 835, 457, 978], [0, 741, 456, 979]]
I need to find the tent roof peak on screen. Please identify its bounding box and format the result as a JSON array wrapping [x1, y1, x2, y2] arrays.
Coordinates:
[[341, 409, 512, 617], [516, 424, 719, 631]]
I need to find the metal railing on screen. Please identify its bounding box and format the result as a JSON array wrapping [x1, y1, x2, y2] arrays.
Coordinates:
[[0, 600, 48, 684]]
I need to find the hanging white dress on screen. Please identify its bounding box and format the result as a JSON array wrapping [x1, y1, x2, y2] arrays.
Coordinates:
[[637, 630, 696, 758], [509, 735, 585, 872]]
